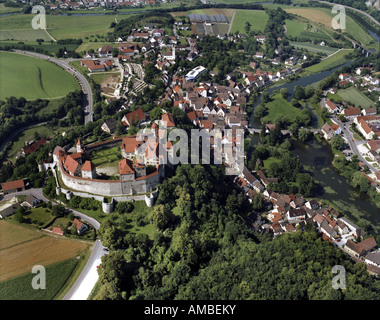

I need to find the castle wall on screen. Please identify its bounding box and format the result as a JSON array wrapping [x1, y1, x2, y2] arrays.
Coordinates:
[[60, 164, 123, 196]]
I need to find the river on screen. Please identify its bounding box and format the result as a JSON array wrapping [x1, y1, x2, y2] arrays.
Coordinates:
[[248, 59, 380, 234]]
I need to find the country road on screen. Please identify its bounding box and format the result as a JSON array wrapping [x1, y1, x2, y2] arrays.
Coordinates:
[[14, 50, 94, 124]]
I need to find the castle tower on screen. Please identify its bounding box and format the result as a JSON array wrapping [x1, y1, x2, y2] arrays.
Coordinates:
[[77, 138, 83, 153]]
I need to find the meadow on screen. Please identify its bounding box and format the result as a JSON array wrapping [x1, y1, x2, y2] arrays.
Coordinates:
[[0, 51, 80, 100], [230, 10, 268, 34], [285, 7, 375, 47], [289, 41, 338, 54], [337, 87, 375, 109], [261, 93, 304, 124], [305, 48, 353, 73]]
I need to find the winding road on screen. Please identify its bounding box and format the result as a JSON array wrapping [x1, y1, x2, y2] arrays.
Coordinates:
[[14, 50, 94, 124]]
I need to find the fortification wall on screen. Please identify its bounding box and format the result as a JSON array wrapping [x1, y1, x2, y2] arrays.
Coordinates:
[[60, 164, 123, 196]]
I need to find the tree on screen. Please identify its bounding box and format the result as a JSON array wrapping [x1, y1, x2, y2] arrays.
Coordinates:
[[351, 171, 370, 194], [280, 88, 288, 100], [298, 128, 310, 142], [331, 135, 345, 151], [244, 22, 251, 34], [149, 204, 173, 231], [294, 85, 305, 101]]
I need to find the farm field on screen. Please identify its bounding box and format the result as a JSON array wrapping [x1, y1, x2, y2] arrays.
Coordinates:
[[337, 87, 375, 108], [46, 14, 117, 40], [261, 93, 304, 124], [0, 51, 80, 100], [285, 7, 375, 47], [0, 258, 80, 300], [0, 220, 90, 282], [230, 10, 268, 34], [305, 49, 353, 73], [285, 19, 307, 36]]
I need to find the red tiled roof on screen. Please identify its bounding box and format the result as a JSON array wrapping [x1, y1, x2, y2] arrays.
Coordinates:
[[81, 160, 95, 171], [63, 155, 79, 175], [161, 113, 176, 127], [118, 158, 135, 175], [23, 138, 47, 154], [123, 108, 146, 126], [1, 179, 25, 192]]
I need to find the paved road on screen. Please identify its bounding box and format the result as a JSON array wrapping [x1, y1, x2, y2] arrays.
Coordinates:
[[14, 50, 93, 124], [318, 1, 380, 27], [63, 239, 107, 300]]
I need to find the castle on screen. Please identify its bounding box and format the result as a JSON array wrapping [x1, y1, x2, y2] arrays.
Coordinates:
[[52, 128, 173, 197]]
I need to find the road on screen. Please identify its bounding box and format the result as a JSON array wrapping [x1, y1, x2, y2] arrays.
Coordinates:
[[14, 50, 93, 124], [320, 91, 376, 173]]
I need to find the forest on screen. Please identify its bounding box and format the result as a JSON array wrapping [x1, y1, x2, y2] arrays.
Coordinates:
[[93, 164, 380, 300]]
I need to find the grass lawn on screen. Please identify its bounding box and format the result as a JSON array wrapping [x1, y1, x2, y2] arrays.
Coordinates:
[[0, 29, 53, 42], [75, 41, 117, 54], [230, 10, 268, 34], [289, 41, 337, 55], [113, 200, 158, 239], [305, 49, 353, 73], [0, 3, 22, 14], [261, 93, 304, 124], [0, 51, 80, 100], [6, 125, 55, 162], [337, 87, 375, 109], [21, 206, 55, 228], [263, 157, 282, 171], [91, 146, 122, 168], [285, 19, 307, 36]]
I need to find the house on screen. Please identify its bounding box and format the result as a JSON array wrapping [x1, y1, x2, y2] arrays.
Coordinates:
[[63, 155, 81, 176], [255, 52, 264, 59], [71, 218, 88, 235], [161, 113, 176, 128], [99, 45, 114, 57], [365, 251, 380, 268], [1, 179, 26, 195], [23, 138, 47, 155], [0, 197, 20, 219], [312, 213, 326, 228], [52, 227, 64, 236], [363, 107, 377, 116], [321, 123, 338, 140], [357, 119, 375, 139], [286, 208, 306, 222], [325, 99, 338, 113], [338, 217, 364, 238], [344, 106, 361, 118], [122, 108, 146, 126], [345, 237, 377, 258], [368, 139, 380, 153], [321, 223, 337, 239], [339, 73, 350, 80], [21, 194, 42, 208], [101, 119, 118, 134]]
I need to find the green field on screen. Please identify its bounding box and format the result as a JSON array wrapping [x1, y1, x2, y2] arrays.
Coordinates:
[[285, 19, 307, 36], [230, 10, 268, 34], [305, 49, 353, 73], [0, 13, 116, 41], [91, 146, 122, 168], [261, 93, 304, 124], [337, 87, 375, 109], [0, 258, 79, 300], [46, 14, 117, 40], [0, 51, 80, 100], [290, 41, 338, 54]]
